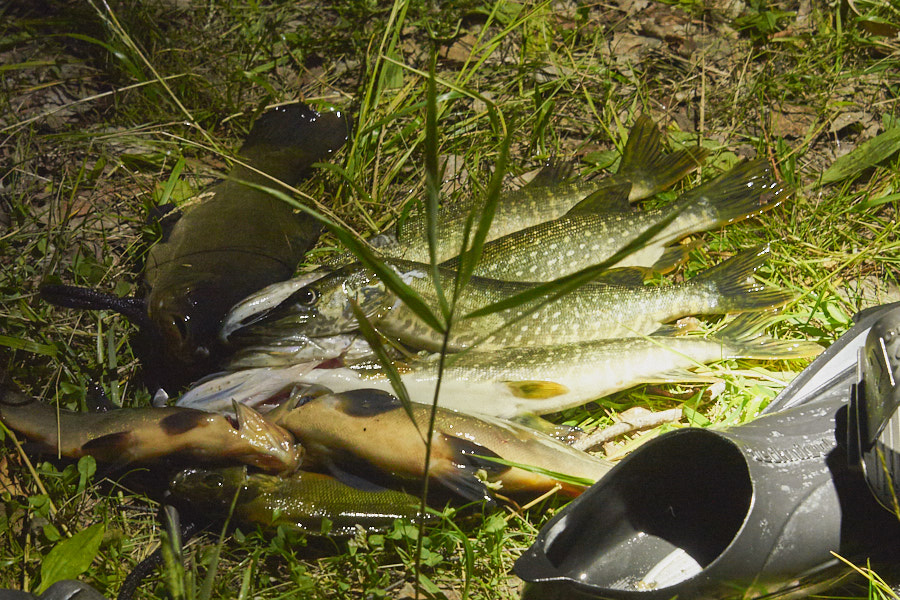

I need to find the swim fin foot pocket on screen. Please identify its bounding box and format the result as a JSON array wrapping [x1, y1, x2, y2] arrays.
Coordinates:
[[516, 303, 900, 600]]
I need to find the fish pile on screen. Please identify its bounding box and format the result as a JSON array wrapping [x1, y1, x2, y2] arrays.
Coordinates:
[[4, 113, 823, 541]]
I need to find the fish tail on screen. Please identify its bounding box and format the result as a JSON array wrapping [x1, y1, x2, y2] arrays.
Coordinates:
[[649, 242, 694, 274], [693, 246, 795, 312], [715, 312, 824, 360], [680, 159, 789, 225], [618, 115, 708, 200]]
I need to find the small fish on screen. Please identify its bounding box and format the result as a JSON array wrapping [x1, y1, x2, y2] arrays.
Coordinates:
[[0, 382, 300, 474], [275, 388, 613, 501], [168, 466, 425, 536], [380, 116, 707, 263], [439, 159, 786, 282], [177, 313, 822, 419], [234, 247, 794, 353]]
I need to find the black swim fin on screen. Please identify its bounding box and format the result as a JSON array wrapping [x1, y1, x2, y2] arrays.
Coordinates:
[[850, 304, 900, 516], [515, 395, 900, 599]]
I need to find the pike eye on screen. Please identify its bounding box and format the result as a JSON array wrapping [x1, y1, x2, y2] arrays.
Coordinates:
[[294, 288, 319, 306]]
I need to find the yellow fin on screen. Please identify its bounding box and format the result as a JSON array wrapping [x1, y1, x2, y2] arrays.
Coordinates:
[[505, 381, 569, 399]]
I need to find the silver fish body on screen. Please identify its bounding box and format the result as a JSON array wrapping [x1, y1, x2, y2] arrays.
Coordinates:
[[380, 116, 706, 263], [176, 313, 822, 418], [233, 247, 794, 353], [440, 159, 786, 282]]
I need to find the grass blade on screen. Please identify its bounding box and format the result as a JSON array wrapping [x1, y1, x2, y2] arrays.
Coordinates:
[[349, 299, 423, 440], [241, 181, 446, 335]]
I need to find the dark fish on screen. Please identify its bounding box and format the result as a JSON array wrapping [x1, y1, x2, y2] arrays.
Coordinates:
[[41, 103, 348, 393]]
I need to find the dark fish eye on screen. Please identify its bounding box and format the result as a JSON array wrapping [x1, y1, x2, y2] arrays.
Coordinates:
[[202, 473, 225, 488], [295, 287, 319, 306]]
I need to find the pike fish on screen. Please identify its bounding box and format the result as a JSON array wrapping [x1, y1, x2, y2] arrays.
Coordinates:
[[168, 466, 424, 535], [176, 313, 823, 419], [0, 383, 300, 474], [439, 159, 787, 282], [379, 115, 707, 263], [233, 247, 794, 353], [275, 388, 613, 501]]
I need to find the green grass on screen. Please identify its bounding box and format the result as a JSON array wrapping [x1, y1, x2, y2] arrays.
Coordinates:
[[2, 0, 900, 598]]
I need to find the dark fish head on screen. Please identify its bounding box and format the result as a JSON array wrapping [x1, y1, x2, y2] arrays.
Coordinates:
[[239, 103, 350, 182], [149, 278, 226, 367], [169, 467, 247, 507]]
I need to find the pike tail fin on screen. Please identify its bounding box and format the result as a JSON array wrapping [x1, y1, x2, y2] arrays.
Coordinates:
[[679, 159, 789, 227], [618, 115, 708, 201], [693, 246, 795, 313], [715, 312, 824, 360]]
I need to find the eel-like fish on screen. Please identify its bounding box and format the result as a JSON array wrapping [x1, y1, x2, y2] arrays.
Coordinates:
[[177, 313, 822, 419], [232, 247, 794, 352], [379, 115, 707, 263]]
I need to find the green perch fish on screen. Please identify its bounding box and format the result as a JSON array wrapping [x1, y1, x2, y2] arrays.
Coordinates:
[[379, 115, 707, 263], [0, 383, 300, 474], [233, 246, 794, 352], [177, 313, 822, 419], [275, 388, 613, 501], [168, 466, 424, 536], [439, 159, 786, 282]]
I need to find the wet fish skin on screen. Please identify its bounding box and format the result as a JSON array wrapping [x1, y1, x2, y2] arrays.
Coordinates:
[[143, 104, 348, 388], [276, 388, 612, 501], [381, 116, 707, 263], [440, 159, 787, 282], [168, 466, 424, 536], [180, 312, 825, 419], [0, 383, 300, 474], [237, 247, 794, 353]]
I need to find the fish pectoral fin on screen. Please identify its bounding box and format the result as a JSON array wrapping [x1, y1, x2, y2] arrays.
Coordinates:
[[325, 460, 393, 493], [510, 414, 584, 443], [433, 465, 496, 505], [640, 368, 721, 385], [521, 162, 574, 189], [443, 434, 507, 476], [505, 380, 569, 399], [565, 180, 632, 215]]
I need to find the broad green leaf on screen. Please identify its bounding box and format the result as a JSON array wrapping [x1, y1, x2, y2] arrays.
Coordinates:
[[76, 456, 96, 495], [821, 127, 900, 184], [38, 523, 105, 593]]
